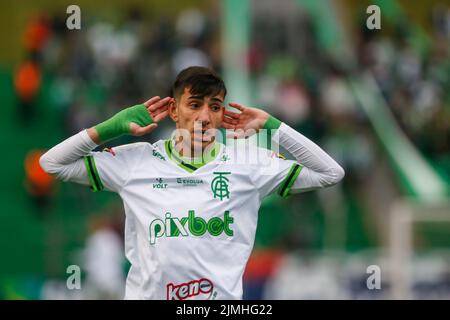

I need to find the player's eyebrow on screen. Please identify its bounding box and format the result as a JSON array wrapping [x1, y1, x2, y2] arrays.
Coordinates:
[[187, 95, 204, 101], [210, 97, 224, 103], [187, 95, 224, 104]]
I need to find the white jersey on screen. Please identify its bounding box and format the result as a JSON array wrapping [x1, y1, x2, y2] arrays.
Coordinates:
[[40, 122, 344, 300], [85, 139, 301, 300]]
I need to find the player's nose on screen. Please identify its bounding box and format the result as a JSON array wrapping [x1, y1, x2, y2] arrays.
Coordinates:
[[196, 104, 211, 125]]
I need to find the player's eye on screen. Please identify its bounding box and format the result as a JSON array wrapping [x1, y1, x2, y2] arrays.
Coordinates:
[[211, 105, 221, 112], [190, 103, 200, 109]]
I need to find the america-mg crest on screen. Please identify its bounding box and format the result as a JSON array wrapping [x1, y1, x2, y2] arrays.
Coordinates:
[[211, 172, 231, 201]]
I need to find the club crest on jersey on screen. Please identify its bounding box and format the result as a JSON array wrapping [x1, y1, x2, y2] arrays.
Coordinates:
[[166, 278, 215, 300], [211, 172, 230, 201]]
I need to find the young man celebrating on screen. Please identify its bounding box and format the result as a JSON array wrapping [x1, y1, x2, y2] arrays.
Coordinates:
[[40, 66, 344, 300]]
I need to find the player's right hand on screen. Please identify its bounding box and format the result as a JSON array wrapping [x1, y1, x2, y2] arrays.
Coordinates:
[[130, 96, 172, 136]]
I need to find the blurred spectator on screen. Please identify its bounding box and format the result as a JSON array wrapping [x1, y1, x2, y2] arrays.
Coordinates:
[[243, 249, 283, 300], [14, 59, 41, 124], [82, 215, 125, 299], [172, 9, 211, 74], [25, 149, 55, 214], [23, 13, 51, 61]]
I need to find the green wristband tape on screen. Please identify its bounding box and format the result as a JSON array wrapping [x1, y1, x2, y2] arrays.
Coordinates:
[[263, 115, 282, 130], [94, 104, 154, 143], [259, 115, 282, 150]]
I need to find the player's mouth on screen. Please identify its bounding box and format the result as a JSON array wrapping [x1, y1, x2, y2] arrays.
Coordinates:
[[193, 129, 214, 142]]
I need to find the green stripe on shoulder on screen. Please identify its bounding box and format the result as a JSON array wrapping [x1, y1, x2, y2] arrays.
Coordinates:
[[83, 155, 104, 192], [277, 164, 303, 198]]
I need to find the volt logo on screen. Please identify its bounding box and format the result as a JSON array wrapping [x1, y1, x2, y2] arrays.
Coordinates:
[[153, 178, 168, 189], [149, 210, 234, 245]]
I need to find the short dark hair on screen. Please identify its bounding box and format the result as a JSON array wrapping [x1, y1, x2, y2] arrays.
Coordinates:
[[172, 66, 227, 100]]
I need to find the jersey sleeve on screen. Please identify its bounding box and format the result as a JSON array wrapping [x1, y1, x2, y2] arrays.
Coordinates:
[[84, 143, 147, 193], [251, 147, 303, 200]]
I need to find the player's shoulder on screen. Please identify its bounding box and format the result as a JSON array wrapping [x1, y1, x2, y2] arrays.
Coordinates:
[[98, 141, 154, 158], [151, 139, 166, 152], [110, 141, 151, 152], [223, 141, 283, 158], [223, 142, 285, 164]]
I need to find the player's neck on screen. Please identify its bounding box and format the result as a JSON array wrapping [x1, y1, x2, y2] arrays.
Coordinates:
[[173, 139, 217, 163]]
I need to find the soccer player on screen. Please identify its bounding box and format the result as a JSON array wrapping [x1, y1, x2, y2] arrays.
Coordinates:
[[40, 66, 344, 300]]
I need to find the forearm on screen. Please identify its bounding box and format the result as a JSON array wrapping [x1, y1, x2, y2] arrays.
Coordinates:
[[264, 116, 345, 189], [40, 130, 98, 183], [40, 102, 154, 182], [87, 127, 100, 145]]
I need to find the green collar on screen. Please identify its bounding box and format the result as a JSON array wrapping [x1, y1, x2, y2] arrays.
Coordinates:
[[164, 140, 221, 173]]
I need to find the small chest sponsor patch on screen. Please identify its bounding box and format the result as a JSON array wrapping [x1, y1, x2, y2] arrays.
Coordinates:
[[270, 151, 285, 160], [166, 278, 214, 300], [102, 147, 116, 156]]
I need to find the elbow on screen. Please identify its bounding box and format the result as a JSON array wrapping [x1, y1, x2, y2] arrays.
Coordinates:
[[335, 164, 345, 182], [323, 164, 345, 187], [331, 164, 345, 185], [39, 153, 50, 173], [39, 152, 56, 175]]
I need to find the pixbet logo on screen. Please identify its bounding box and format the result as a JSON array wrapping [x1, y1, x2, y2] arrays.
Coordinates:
[[149, 210, 234, 245], [166, 278, 213, 300]]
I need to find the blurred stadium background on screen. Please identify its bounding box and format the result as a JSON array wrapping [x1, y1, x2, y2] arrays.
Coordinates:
[[0, 0, 449, 299]]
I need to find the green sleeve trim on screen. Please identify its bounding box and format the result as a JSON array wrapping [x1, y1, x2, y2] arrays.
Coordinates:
[[263, 115, 282, 130], [277, 164, 303, 198], [83, 155, 104, 192]]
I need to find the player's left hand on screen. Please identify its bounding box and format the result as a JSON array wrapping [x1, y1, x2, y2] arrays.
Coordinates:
[[222, 103, 270, 138]]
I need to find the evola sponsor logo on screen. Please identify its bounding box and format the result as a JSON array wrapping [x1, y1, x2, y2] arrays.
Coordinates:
[[177, 178, 204, 187], [167, 278, 214, 300], [149, 210, 234, 245]]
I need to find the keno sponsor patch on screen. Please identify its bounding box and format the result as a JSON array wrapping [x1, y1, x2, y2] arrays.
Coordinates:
[[166, 278, 214, 300]]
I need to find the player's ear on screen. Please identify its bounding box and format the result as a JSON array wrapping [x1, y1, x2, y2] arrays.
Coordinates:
[[169, 98, 178, 122]]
